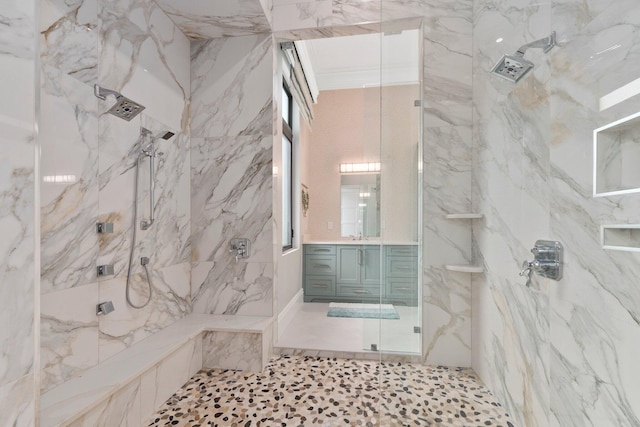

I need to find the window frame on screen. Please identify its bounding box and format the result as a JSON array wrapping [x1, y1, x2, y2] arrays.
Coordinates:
[[282, 82, 294, 251]]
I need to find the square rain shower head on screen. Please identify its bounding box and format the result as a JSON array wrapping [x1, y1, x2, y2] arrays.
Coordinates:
[[491, 54, 534, 83], [107, 96, 145, 121]]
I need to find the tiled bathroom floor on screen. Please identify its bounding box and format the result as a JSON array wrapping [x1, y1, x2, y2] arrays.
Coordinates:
[[276, 302, 421, 354], [147, 355, 516, 427]]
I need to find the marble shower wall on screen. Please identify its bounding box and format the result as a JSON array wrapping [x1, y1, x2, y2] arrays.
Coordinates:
[[0, 1, 38, 425], [419, 0, 474, 367], [39, 0, 191, 392], [472, 0, 640, 425], [190, 35, 274, 317]]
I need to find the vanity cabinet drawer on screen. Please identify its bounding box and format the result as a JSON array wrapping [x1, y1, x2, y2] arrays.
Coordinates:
[[385, 246, 418, 257], [337, 284, 381, 299], [386, 257, 418, 277], [305, 276, 336, 297], [305, 255, 336, 276], [385, 278, 417, 299], [304, 245, 336, 255]]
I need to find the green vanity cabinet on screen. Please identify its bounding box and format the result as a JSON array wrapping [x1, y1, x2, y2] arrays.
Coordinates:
[[303, 245, 337, 301], [303, 244, 417, 304], [384, 245, 419, 305], [336, 246, 381, 298]]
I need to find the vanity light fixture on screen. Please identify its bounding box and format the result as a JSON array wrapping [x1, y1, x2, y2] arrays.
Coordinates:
[[339, 162, 381, 173], [43, 174, 77, 183]]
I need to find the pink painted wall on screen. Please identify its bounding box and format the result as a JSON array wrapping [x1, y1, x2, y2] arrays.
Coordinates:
[[305, 85, 419, 242]]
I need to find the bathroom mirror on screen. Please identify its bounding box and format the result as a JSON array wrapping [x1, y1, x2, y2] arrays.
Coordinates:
[[340, 173, 380, 238]]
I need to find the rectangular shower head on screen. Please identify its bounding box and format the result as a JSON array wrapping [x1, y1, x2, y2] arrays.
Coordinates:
[[107, 96, 145, 121], [491, 54, 534, 83], [94, 84, 145, 121]]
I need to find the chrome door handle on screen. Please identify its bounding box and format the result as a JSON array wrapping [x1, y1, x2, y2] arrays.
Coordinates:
[[357, 249, 363, 265]]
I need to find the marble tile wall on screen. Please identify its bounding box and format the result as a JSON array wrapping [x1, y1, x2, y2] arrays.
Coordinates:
[[140, 338, 202, 421], [472, 0, 640, 426], [421, 0, 474, 366], [0, 0, 38, 425], [471, 0, 553, 425], [190, 35, 274, 317], [39, 0, 191, 392], [153, 0, 272, 39], [202, 331, 265, 372]]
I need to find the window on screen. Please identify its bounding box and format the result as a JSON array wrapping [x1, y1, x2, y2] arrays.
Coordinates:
[[282, 83, 294, 251]]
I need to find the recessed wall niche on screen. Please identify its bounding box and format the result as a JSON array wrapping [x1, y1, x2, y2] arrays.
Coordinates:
[[601, 224, 640, 252], [594, 111, 640, 197]]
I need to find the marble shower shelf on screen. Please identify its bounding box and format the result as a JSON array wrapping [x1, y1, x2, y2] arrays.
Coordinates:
[[445, 264, 484, 273], [601, 224, 640, 252], [445, 213, 483, 219]]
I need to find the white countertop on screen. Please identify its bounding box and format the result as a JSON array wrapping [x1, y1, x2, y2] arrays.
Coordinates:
[[304, 241, 419, 246]]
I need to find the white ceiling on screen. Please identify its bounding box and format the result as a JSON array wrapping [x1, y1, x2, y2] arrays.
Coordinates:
[[300, 30, 420, 91]]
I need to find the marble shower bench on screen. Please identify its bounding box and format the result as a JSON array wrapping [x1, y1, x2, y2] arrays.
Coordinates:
[[40, 314, 274, 426]]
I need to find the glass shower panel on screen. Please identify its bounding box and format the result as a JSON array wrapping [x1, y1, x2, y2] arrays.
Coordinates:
[[362, 24, 422, 355]]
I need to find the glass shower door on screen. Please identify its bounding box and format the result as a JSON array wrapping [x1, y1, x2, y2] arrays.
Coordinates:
[[361, 23, 422, 355]]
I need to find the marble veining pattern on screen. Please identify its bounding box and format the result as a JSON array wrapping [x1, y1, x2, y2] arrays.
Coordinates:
[[190, 36, 273, 139], [0, 124, 35, 388], [98, 0, 190, 131], [202, 331, 264, 372], [190, 30, 274, 317], [98, 262, 191, 362], [191, 261, 273, 316], [140, 338, 203, 420], [154, 0, 271, 39], [38, 0, 193, 395], [0, 1, 37, 424], [419, 0, 474, 370], [40, 0, 98, 85], [0, 374, 36, 427], [40, 68, 99, 294], [67, 379, 142, 427], [472, 0, 640, 425], [190, 135, 272, 263], [40, 283, 99, 392]]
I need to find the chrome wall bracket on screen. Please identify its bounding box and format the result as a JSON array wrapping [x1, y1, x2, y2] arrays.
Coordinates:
[[519, 240, 563, 286], [96, 301, 115, 316]]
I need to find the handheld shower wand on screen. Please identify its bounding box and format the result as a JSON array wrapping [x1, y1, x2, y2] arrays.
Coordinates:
[[125, 127, 175, 309], [140, 130, 175, 230]]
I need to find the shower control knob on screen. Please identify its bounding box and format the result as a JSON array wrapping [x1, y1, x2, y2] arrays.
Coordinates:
[[519, 260, 533, 276]]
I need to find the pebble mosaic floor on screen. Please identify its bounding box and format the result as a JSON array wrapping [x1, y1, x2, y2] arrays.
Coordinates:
[[147, 355, 516, 427]]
